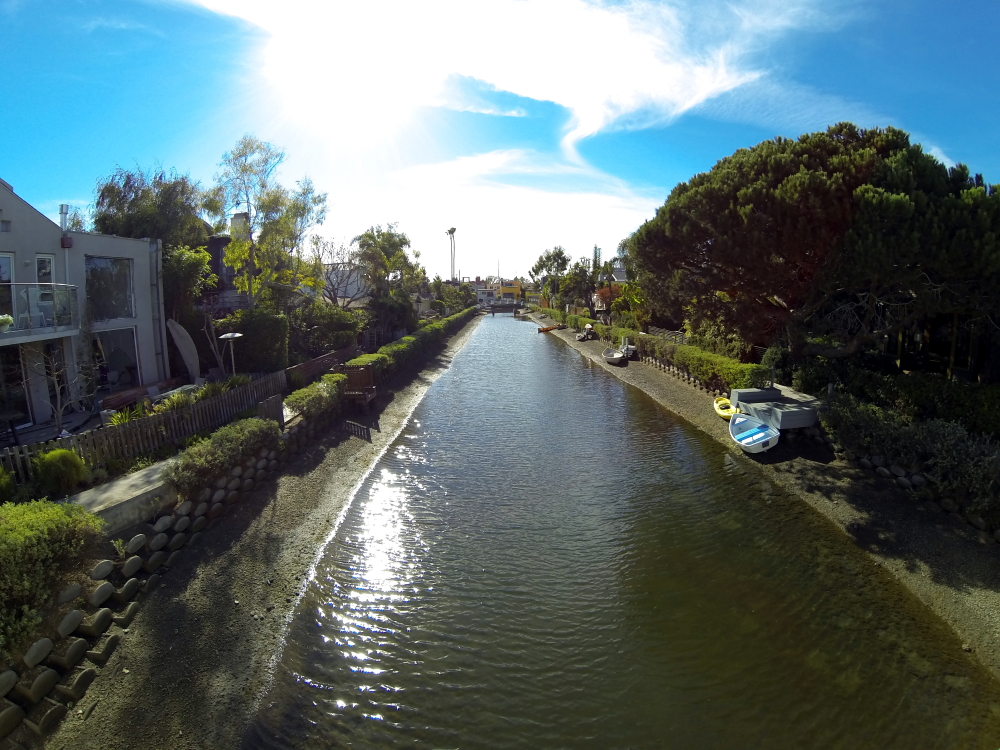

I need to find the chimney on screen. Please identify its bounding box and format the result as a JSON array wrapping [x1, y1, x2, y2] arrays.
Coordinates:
[[59, 204, 69, 232], [230, 212, 250, 239]]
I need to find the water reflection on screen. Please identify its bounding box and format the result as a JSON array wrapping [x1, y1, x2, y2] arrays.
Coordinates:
[[245, 316, 1000, 750]]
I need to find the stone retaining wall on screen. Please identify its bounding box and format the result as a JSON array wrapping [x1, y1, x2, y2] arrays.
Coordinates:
[[0, 415, 326, 748]]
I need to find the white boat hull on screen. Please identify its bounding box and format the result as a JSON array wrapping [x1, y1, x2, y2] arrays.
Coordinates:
[[729, 413, 779, 453], [602, 347, 625, 365]]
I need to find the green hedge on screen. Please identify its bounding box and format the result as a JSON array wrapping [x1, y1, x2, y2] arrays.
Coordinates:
[[217, 308, 290, 373], [347, 307, 477, 378], [636, 337, 769, 390], [285, 373, 347, 420], [167, 418, 281, 498], [824, 394, 1000, 519], [0, 501, 104, 656]]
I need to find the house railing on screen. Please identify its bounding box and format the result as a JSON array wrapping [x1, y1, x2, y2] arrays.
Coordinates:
[[649, 326, 689, 345], [0, 283, 79, 333], [0, 369, 287, 484]]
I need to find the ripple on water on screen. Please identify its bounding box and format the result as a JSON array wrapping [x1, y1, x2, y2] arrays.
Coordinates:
[[243, 316, 1000, 750]]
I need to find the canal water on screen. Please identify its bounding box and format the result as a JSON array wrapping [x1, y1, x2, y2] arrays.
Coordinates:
[[244, 315, 1000, 749]]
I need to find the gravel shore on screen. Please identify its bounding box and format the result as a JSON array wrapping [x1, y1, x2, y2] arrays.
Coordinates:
[[536, 316, 1000, 684], [44, 317, 482, 750]]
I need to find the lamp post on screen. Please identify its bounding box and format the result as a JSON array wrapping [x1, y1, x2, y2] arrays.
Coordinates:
[[445, 227, 456, 281], [219, 332, 243, 376]]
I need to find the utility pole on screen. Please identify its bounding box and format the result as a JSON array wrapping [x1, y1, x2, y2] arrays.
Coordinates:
[[445, 227, 457, 281]]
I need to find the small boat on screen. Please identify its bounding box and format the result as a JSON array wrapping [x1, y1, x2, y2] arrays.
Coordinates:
[[713, 396, 738, 420], [603, 347, 626, 365], [538, 324, 565, 333], [729, 412, 780, 454]]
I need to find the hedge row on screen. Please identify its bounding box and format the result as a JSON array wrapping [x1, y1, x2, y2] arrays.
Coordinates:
[[637, 338, 770, 390], [166, 418, 281, 498], [346, 307, 477, 378], [0, 500, 104, 656], [824, 393, 1000, 521], [285, 373, 347, 420]]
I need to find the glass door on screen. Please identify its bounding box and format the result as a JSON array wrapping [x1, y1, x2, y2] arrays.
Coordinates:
[[0, 345, 32, 428], [36, 254, 55, 325]]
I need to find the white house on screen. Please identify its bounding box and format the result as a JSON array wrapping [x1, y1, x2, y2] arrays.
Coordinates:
[[0, 178, 169, 428]]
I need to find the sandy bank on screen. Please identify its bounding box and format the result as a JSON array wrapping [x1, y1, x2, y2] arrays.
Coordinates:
[[44, 317, 482, 750], [532, 315, 1000, 684]]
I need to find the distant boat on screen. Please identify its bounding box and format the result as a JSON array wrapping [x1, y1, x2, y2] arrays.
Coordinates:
[[729, 413, 779, 453], [603, 346, 626, 365], [538, 324, 565, 333]]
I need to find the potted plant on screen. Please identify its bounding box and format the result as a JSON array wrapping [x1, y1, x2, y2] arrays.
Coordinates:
[[0, 314, 13, 333]]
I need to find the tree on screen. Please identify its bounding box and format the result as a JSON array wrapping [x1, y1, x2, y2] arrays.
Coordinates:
[[30, 341, 95, 434], [93, 166, 211, 248], [313, 236, 371, 309], [353, 224, 419, 298], [529, 247, 570, 305], [162, 245, 218, 320], [205, 135, 327, 308], [630, 123, 1000, 360]]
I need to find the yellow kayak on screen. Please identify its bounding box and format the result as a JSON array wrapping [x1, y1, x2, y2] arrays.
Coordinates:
[[714, 396, 739, 420]]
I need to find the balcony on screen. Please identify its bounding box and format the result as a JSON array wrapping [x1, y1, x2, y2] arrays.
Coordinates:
[[0, 283, 79, 344]]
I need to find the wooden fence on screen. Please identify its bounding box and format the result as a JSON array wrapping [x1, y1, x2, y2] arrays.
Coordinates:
[[257, 393, 285, 430], [285, 344, 358, 387], [0, 370, 287, 484], [648, 327, 689, 345]]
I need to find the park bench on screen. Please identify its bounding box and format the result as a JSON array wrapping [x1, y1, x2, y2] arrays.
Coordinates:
[[332, 364, 377, 410]]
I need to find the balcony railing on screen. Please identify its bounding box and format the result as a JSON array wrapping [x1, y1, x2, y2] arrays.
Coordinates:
[[0, 283, 79, 334]]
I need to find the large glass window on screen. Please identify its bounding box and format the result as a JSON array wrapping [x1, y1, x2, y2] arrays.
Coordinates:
[[85, 256, 134, 321], [92, 327, 140, 390]]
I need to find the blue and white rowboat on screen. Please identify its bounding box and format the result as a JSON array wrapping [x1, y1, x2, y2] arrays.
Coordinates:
[[729, 413, 780, 454]]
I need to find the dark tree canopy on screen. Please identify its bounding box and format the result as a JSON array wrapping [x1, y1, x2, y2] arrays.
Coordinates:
[[630, 123, 1000, 358], [93, 166, 211, 248]]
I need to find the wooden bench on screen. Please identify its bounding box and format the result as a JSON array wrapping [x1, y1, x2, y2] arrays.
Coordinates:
[[333, 364, 377, 409]]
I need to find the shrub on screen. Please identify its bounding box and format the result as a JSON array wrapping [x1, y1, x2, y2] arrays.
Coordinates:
[[216, 308, 289, 373], [285, 373, 346, 420], [0, 467, 16, 504], [824, 393, 1000, 520], [636, 338, 769, 390], [154, 391, 196, 413], [0, 500, 104, 656], [195, 381, 229, 401], [167, 418, 280, 497], [35, 449, 88, 496], [225, 374, 252, 389], [346, 352, 391, 377]]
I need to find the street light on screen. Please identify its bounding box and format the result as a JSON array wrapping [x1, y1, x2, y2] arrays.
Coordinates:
[[219, 332, 243, 376]]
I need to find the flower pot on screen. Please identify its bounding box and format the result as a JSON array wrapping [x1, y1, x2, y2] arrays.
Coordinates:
[[0, 323, 10, 333]]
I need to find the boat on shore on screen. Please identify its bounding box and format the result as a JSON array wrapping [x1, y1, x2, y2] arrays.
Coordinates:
[[538, 324, 566, 333], [713, 396, 738, 420], [603, 346, 626, 365], [728, 412, 779, 453]]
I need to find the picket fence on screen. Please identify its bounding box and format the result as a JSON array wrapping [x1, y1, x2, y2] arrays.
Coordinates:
[[1, 370, 288, 485]]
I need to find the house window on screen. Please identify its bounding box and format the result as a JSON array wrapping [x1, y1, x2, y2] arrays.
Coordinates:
[[0, 221, 10, 232], [85, 256, 134, 320]]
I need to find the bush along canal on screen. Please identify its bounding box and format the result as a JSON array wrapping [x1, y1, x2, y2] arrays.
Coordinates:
[[243, 315, 1000, 750]]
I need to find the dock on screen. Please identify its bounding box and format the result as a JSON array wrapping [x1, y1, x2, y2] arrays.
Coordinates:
[[730, 384, 821, 431]]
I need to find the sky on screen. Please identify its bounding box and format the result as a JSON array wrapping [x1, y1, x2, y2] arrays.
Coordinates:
[[1, 0, 999, 280]]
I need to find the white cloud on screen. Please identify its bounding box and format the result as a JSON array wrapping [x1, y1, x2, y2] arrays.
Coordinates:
[[176, 0, 847, 276], [926, 144, 955, 168]]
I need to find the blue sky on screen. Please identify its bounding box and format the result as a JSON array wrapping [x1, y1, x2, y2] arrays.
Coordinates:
[[1, 0, 998, 279]]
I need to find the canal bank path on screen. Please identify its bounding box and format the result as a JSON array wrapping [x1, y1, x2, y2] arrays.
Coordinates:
[[530, 313, 1000, 686], [43, 317, 483, 750]]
